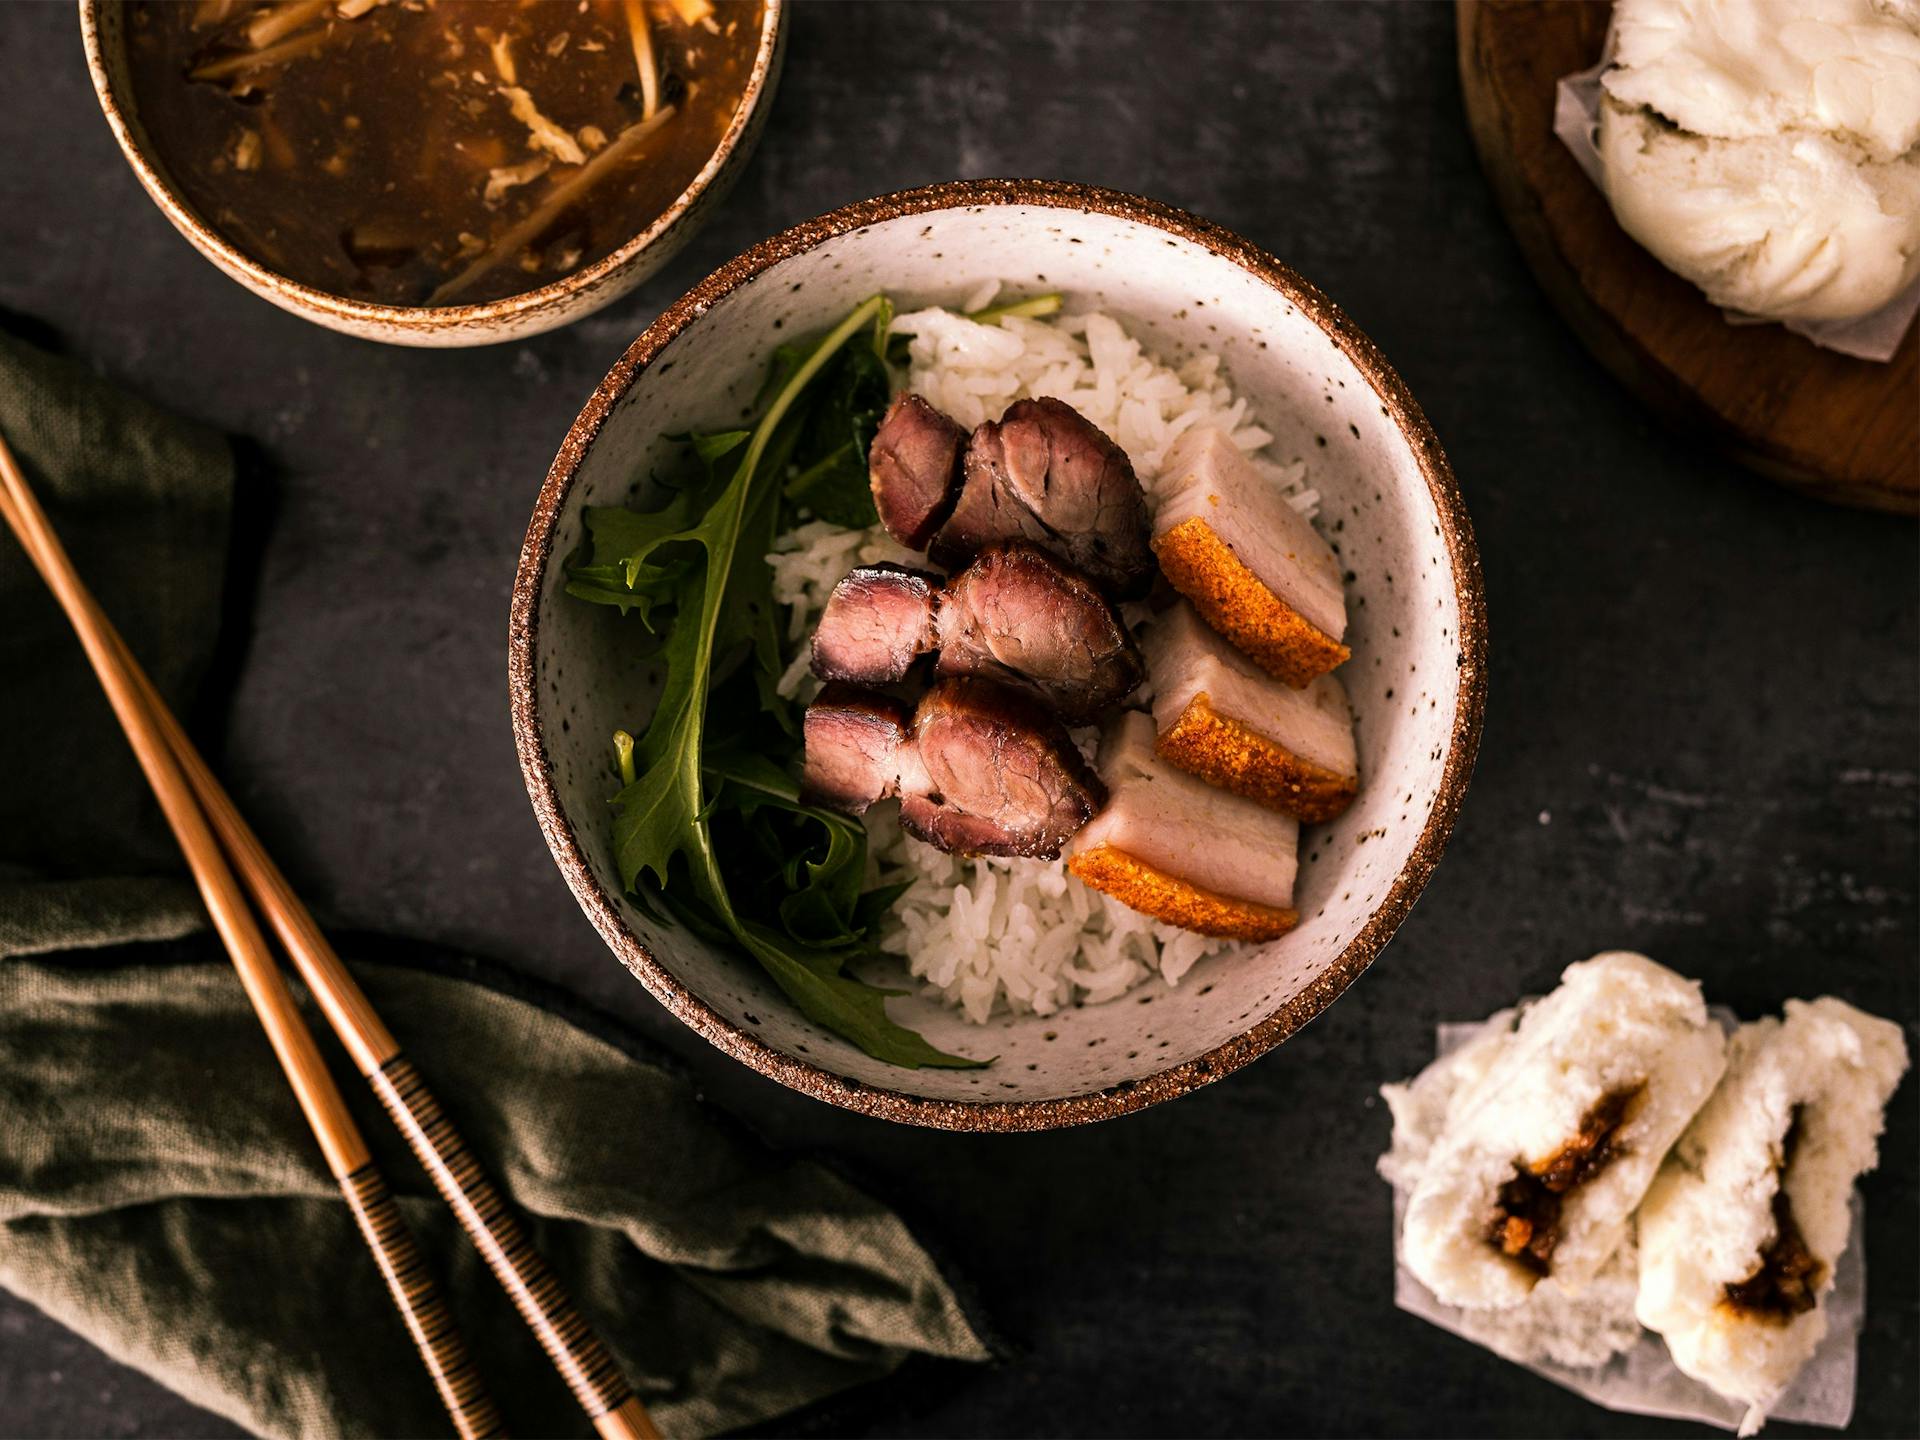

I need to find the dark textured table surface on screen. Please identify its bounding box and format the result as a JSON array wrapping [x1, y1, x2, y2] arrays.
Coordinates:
[[3, 2, 1916, 1436]]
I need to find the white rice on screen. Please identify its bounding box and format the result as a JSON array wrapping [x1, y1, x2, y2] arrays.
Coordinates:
[[762, 298, 1319, 1023]]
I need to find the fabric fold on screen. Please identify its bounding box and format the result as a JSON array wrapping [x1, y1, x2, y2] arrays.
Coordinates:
[[0, 949, 990, 1440]]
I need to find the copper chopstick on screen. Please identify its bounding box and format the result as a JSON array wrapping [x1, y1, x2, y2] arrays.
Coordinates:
[[0, 448, 504, 1438], [0, 433, 657, 1440]]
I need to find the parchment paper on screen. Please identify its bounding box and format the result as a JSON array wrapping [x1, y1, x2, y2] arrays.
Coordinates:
[[1554, 35, 1920, 363], [1383, 1016, 1864, 1434]]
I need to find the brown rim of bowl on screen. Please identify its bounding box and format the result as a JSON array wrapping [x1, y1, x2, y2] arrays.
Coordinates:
[[510, 178, 1489, 1132], [76, 0, 784, 330]]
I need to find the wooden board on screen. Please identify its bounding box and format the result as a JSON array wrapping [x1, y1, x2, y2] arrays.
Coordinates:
[[1457, 0, 1918, 515]]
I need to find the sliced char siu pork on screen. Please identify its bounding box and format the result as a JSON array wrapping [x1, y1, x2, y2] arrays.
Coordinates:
[[934, 542, 1141, 722], [1140, 600, 1359, 822], [807, 543, 1141, 722], [1067, 711, 1301, 941], [798, 684, 912, 815], [899, 677, 1106, 860], [809, 564, 941, 685], [868, 393, 966, 549], [800, 677, 1103, 859], [929, 397, 1155, 597], [1146, 426, 1349, 686]]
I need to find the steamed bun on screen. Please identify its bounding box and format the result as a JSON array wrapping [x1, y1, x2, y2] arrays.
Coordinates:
[[1636, 998, 1909, 1434], [1606, 0, 1920, 163], [1598, 0, 1920, 321], [1397, 952, 1726, 1312]]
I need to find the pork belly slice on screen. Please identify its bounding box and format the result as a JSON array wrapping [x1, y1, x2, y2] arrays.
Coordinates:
[[868, 392, 967, 549], [900, 676, 1106, 860], [930, 397, 1154, 597], [1140, 601, 1358, 822], [1147, 426, 1349, 686], [1067, 711, 1300, 940], [1067, 845, 1297, 943], [799, 683, 913, 815], [810, 563, 942, 685], [935, 541, 1143, 723]]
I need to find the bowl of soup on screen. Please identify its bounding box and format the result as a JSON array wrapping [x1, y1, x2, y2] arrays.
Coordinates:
[[80, 0, 785, 346]]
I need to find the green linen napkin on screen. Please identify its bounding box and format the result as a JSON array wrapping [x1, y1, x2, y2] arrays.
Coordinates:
[[0, 945, 989, 1439], [0, 329, 989, 1438], [0, 328, 232, 957]]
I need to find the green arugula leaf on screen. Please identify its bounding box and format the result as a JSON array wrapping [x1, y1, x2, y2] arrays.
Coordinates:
[[853, 879, 913, 937], [687, 429, 751, 466], [581, 498, 700, 582], [564, 497, 702, 625], [715, 417, 799, 729], [564, 563, 657, 616], [967, 291, 1063, 325], [779, 806, 865, 937], [586, 295, 986, 1070], [737, 919, 988, 1069], [782, 339, 890, 528], [702, 743, 802, 800], [707, 746, 869, 947]]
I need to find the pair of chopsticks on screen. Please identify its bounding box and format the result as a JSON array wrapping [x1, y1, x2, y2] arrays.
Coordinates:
[[0, 430, 658, 1440]]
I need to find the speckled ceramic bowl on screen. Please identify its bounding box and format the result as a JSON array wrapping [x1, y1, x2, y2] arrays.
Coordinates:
[[77, 0, 784, 347], [512, 181, 1486, 1129]]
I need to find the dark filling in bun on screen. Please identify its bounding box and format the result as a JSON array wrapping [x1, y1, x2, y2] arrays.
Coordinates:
[[1485, 1084, 1644, 1277], [1723, 1110, 1825, 1321]]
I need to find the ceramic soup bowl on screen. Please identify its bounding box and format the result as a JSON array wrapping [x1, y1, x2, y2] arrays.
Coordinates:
[[78, 0, 785, 348], [512, 180, 1486, 1129]]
